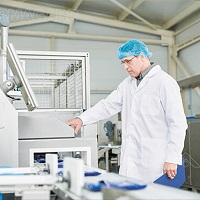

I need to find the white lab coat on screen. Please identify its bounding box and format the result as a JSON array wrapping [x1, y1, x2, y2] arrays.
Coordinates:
[[79, 65, 187, 183]]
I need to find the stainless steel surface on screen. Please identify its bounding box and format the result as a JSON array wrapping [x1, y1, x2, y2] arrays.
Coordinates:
[[19, 115, 75, 139], [18, 108, 82, 145]]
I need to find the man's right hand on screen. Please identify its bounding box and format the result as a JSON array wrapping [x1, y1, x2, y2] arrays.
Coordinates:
[[67, 118, 83, 135]]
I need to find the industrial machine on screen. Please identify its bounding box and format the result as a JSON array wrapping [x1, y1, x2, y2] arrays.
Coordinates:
[[0, 42, 39, 167], [0, 16, 98, 169], [0, 44, 98, 168], [14, 49, 98, 168], [183, 116, 200, 191]]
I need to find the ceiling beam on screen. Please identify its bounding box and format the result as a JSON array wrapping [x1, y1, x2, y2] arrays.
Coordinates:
[[175, 34, 200, 51], [178, 74, 200, 90], [10, 15, 72, 27], [0, 0, 172, 36], [67, 18, 75, 33], [10, 17, 50, 28], [118, 0, 144, 21], [72, 0, 83, 11], [174, 18, 200, 36], [8, 29, 170, 45], [172, 55, 200, 97], [70, 0, 83, 33], [109, 0, 157, 30], [162, 1, 200, 29]]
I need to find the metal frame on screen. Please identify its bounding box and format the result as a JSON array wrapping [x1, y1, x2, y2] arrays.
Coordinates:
[[16, 50, 90, 110], [29, 147, 92, 167]]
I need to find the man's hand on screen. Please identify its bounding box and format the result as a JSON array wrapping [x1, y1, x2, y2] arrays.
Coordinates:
[[67, 118, 83, 135], [163, 162, 177, 179]]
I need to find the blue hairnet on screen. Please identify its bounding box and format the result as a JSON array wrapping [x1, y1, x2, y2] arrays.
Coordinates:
[[118, 40, 152, 60]]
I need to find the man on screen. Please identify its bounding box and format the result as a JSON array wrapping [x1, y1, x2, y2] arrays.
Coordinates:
[[67, 40, 187, 183]]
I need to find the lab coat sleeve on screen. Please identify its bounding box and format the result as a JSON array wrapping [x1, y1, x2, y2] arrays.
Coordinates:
[[160, 75, 187, 165], [78, 83, 124, 126]]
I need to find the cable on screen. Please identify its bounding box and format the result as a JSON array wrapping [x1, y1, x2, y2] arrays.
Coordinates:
[[6, 94, 21, 101]]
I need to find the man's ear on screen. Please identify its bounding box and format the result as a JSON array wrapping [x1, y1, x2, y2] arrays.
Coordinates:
[[140, 55, 145, 62], [141, 55, 149, 62]]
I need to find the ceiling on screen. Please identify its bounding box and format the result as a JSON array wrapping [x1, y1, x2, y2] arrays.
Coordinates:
[[0, 0, 200, 44], [6, 0, 200, 28]]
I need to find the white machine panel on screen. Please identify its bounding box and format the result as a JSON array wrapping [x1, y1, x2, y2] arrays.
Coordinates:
[[0, 89, 18, 167]]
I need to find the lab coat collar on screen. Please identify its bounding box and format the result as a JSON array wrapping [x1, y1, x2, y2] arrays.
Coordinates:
[[146, 65, 161, 78], [135, 65, 161, 92], [131, 65, 161, 81]]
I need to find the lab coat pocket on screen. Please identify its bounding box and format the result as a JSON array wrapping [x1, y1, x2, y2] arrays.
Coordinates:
[[140, 94, 160, 116], [142, 137, 167, 170]]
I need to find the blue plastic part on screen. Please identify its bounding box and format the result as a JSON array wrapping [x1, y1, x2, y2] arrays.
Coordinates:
[[186, 116, 196, 121], [84, 171, 101, 176], [36, 158, 45, 163], [57, 171, 63, 176], [84, 180, 147, 192], [57, 170, 101, 177], [58, 163, 63, 168], [84, 182, 102, 191]]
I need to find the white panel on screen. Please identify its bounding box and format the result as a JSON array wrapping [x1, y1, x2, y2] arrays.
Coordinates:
[[59, 81, 67, 108], [54, 86, 60, 108], [75, 68, 82, 108], [63, 157, 84, 196], [0, 89, 18, 167], [0, 101, 5, 129], [67, 74, 75, 108]]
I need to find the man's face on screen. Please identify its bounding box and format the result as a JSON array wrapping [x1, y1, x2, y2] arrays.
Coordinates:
[[121, 56, 142, 77]]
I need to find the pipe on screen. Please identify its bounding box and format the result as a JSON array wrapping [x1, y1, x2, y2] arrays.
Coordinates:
[[0, 14, 9, 84]]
